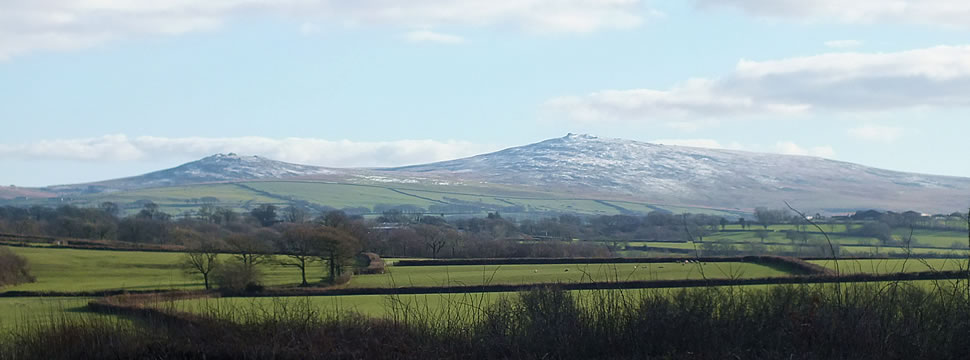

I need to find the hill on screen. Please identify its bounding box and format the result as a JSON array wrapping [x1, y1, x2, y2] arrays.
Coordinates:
[[386, 134, 970, 213], [46, 153, 343, 194], [6, 134, 969, 215]]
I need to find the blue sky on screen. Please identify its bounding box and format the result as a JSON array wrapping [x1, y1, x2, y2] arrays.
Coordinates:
[[2, 1, 970, 186]]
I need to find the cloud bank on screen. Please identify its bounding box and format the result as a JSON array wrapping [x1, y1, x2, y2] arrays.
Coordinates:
[[0, 135, 502, 168], [0, 0, 648, 59], [545, 45, 970, 127], [697, 0, 970, 28]]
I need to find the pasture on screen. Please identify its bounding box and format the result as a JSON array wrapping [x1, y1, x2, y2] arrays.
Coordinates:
[[48, 179, 742, 218], [811, 258, 970, 274], [5, 247, 327, 292], [0, 297, 92, 331], [5, 247, 789, 294], [352, 261, 789, 288]]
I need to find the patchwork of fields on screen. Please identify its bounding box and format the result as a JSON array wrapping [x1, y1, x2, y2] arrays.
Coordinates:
[[3, 241, 970, 335], [5, 247, 786, 293], [33, 180, 743, 218], [617, 227, 969, 257]]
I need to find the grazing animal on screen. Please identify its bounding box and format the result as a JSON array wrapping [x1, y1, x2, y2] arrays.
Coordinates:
[[564, 269, 569, 272]]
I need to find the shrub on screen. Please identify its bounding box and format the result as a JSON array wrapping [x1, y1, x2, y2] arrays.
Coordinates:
[[0, 246, 35, 287], [355, 252, 386, 275], [212, 262, 262, 293], [332, 272, 352, 286]]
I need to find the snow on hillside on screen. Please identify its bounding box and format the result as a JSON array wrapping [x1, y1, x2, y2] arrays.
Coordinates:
[[40, 135, 970, 212], [48, 153, 339, 193], [386, 134, 970, 211]]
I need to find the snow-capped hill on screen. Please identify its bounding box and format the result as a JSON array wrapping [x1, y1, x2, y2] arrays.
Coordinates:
[[38, 134, 970, 212], [387, 134, 970, 211], [48, 153, 339, 194], [161, 153, 335, 182], [178, 153, 336, 181]]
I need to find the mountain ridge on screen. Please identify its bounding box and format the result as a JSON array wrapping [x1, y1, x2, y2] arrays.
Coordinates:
[[13, 134, 970, 212]]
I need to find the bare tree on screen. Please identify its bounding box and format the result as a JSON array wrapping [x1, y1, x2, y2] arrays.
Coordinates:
[[183, 242, 220, 290], [754, 229, 769, 243], [415, 224, 448, 259], [279, 224, 320, 286], [315, 226, 360, 284], [282, 205, 310, 224], [225, 234, 272, 269]]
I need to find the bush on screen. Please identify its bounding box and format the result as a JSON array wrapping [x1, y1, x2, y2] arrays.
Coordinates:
[[332, 272, 352, 286], [212, 262, 262, 293], [355, 252, 386, 275], [0, 246, 35, 287]]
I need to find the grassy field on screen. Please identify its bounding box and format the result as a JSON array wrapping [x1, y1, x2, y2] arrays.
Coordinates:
[[73, 184, 284, 215], [350, 262, 789, 288], [623, 238, 966, 256], [810, 258, 970, 274], [33, 178, 745, 218], [895, 229, 968, 248], [245, 182, 434, 209], [167, 292, 508, 321], [4, 247, 788, 293], [5, 247, 327, 292], [0, 297, 93, 331]]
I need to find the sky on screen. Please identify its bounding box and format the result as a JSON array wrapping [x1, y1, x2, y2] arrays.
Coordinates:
[[2, 0, 970, 186]]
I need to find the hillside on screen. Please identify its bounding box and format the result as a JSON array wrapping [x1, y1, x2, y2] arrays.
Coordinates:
[[46, 153, 343, 194], [387, 134, 970, 212], [8, 134, 970, 215]]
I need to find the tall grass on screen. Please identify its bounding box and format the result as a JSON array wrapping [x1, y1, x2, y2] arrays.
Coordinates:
[[3, 281, 970, 359]]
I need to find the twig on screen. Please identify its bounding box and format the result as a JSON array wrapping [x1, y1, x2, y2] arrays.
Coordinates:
[[785, 201, 841, 305], [682, 214, 708, 281]]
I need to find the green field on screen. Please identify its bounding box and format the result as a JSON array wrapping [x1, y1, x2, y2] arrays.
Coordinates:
[[167, 292, 508, 321], [894, 229, 969, 248], [350, 262, 789, 288], [4, 247, 789, 293], [0, 297, 93, 331], [245, 182, 433, 209], [30, 179, 744, 217], [72, 184, 284, 215], [6, 247, 327, 292], [810, 258, 970, 274]]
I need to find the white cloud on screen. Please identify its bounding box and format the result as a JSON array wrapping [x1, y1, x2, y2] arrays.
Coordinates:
[[824, 40, 862, 49], [542, 78, 807, 128], [848, 124, 905, 143], [0, 134, 501, 167], [0, 0, 649, 59], [775, 141, 836, 158], [697, 0, 970, 28], [402, 30, 465, 44], [544, 45, 970, 128]]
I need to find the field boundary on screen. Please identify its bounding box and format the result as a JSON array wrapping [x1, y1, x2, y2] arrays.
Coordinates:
[[394, 255, 832, 274], [79, 270, 970, 301]]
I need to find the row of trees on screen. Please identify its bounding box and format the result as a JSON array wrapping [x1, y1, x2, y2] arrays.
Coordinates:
[[183, 223, 362, 290]]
